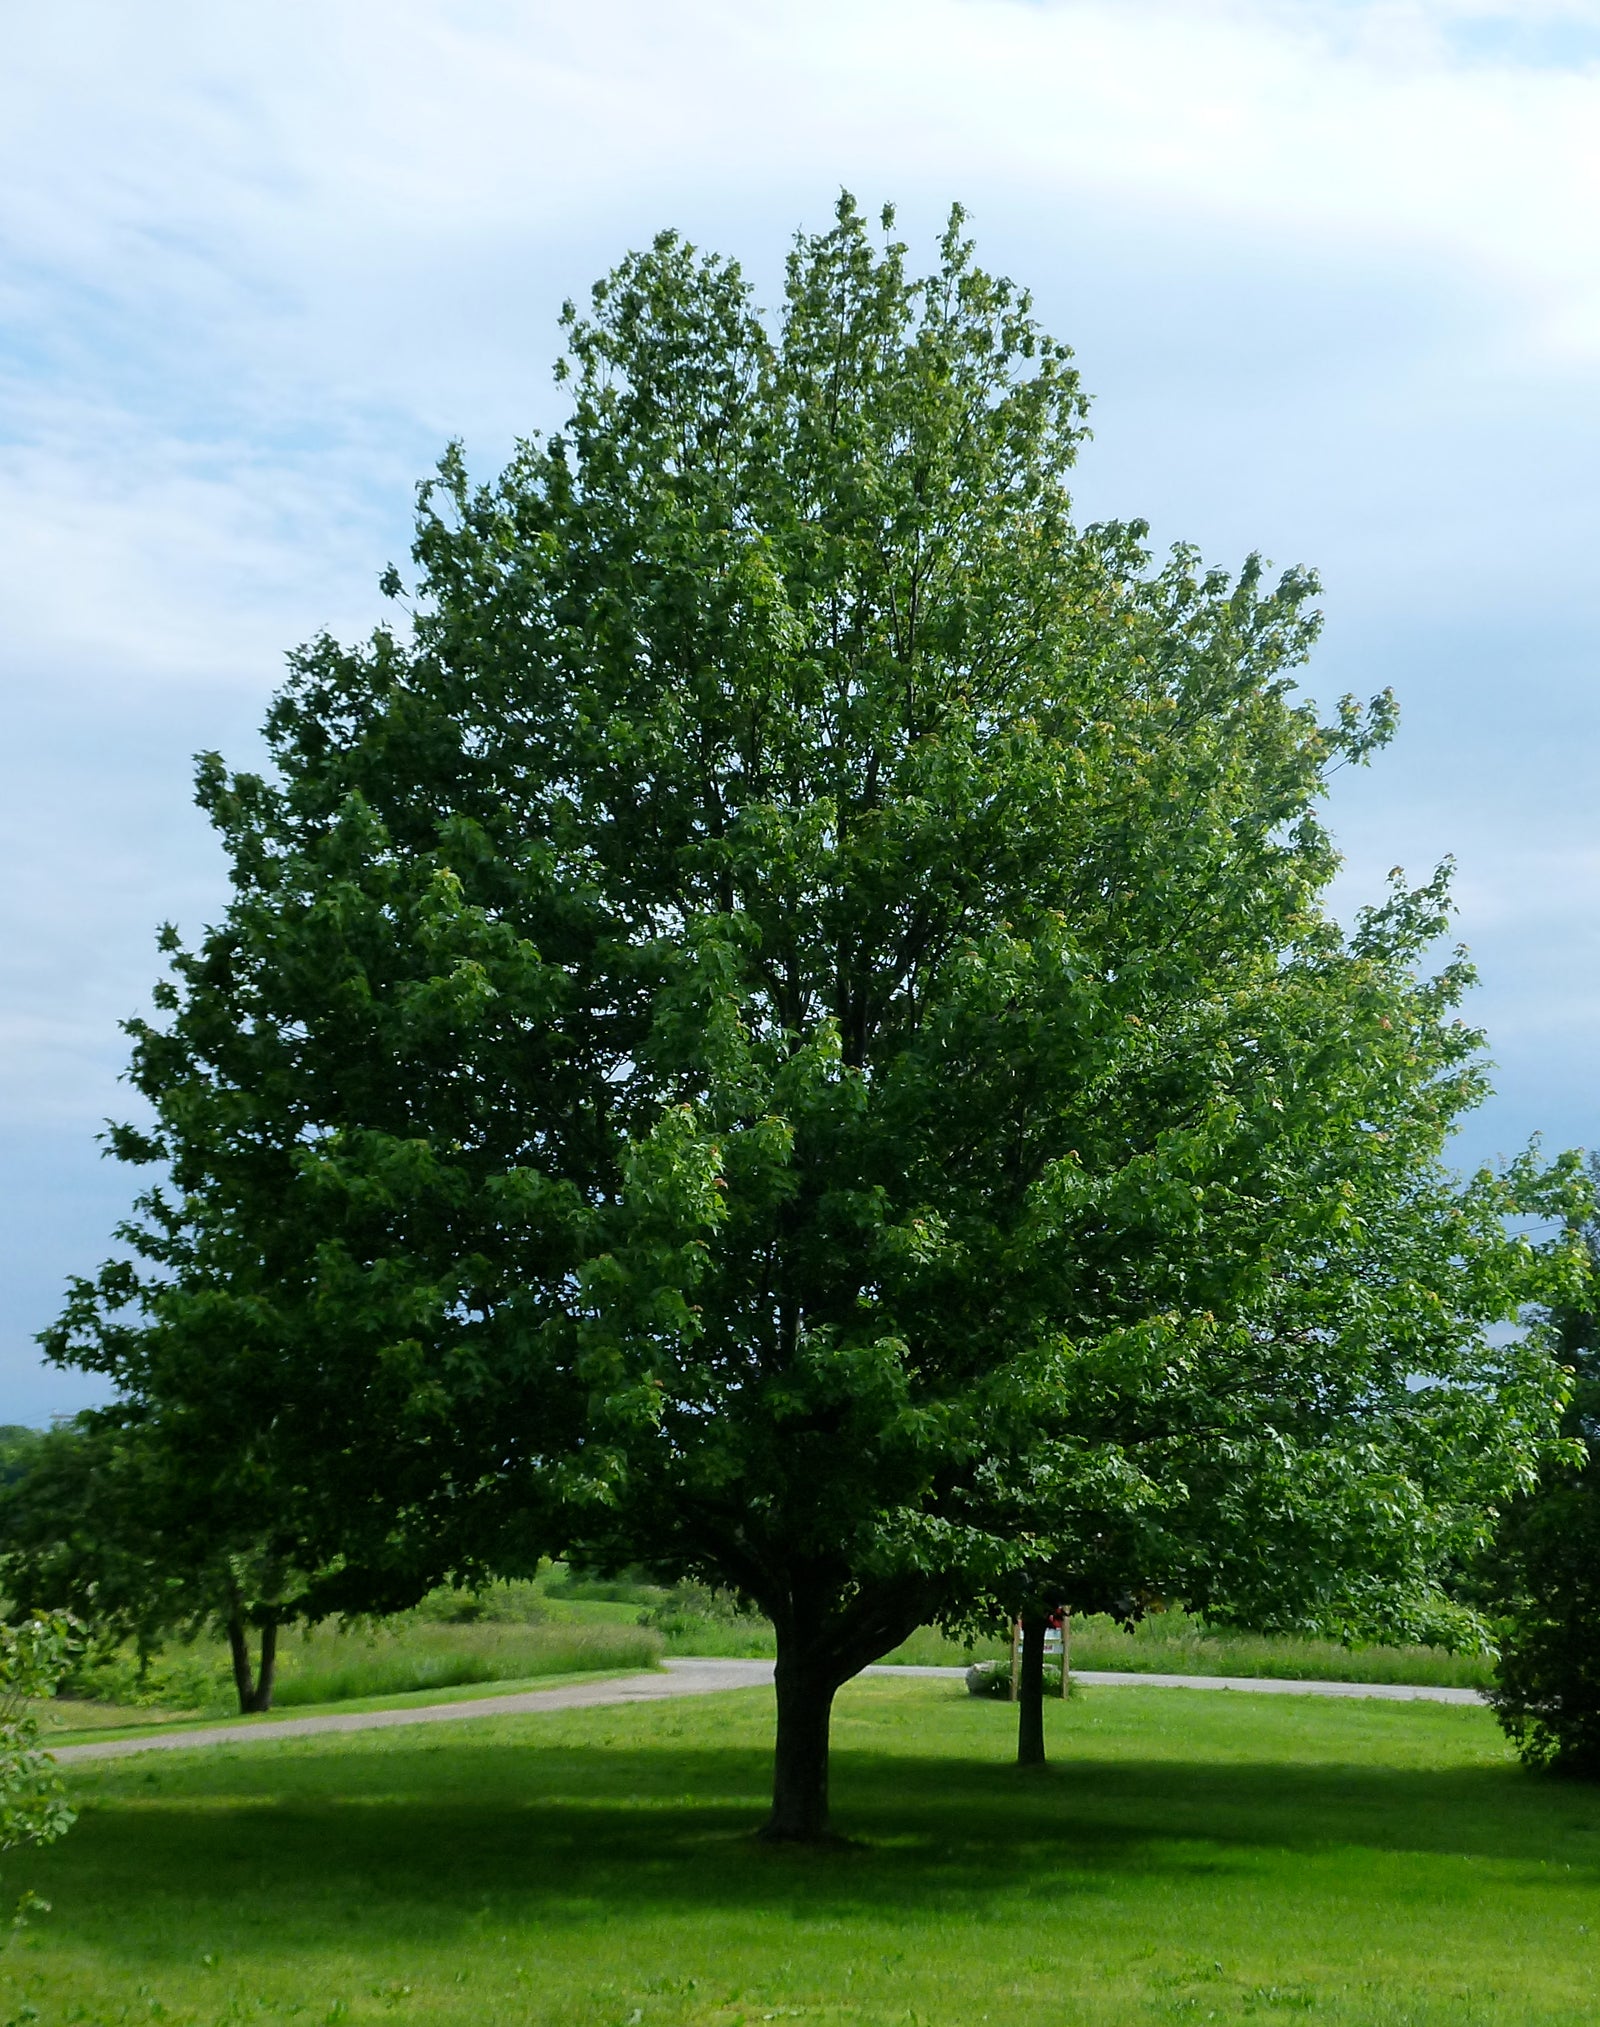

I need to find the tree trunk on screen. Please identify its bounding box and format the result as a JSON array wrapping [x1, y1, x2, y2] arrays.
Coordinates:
[[756, 1576, 930, 1841], [227, 1611, 279, 1714], [227, 1612, 255, 1715], [762, 1651, 839, 1842], [1016, 1610, 1047, 1767], [250, 1616, 279, 1713]]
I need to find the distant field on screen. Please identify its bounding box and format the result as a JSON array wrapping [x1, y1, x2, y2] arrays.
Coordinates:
[[541, 1573, 1495, 1685], [43, 1569, 1493, 1730], [879, 1609, 1495, 1689], [10, 1675, 1597, 2025], [49, 1589, 662, 1727]]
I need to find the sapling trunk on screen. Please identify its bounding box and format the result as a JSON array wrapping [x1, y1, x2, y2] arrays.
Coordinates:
[[1016, 1611, 1047, 1767], [227, 1612, 253, 1713], [252, 1615, 278, 1712], [226, 1611, 279, 1714]]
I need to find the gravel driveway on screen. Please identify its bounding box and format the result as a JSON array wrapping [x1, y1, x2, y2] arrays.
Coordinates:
[[53, 1655, 1483, 1764]]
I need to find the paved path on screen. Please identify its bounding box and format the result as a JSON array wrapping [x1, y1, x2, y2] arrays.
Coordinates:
[[52, 1660, 763, 1764], [1067, 1669, 1483, 1704], [52, 1656, 1484, 1765], [879, 1663, 1483, 1705]]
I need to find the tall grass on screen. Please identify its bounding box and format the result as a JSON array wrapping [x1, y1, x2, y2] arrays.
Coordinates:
[[51, 1580, 1492, 1724], [879, 1609, 1493, 1689], [535, 1569, 1493, 1686], [57, 1606, 662, 1721], [569, 1580, 1489, 1688], [271, 1619, 661, 1707]]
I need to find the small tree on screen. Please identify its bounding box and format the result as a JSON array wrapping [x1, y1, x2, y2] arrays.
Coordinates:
[[0, 1412, 361, 1715], [1486, 1159, 1600, 1772], [49, 198, 1583, 1839]]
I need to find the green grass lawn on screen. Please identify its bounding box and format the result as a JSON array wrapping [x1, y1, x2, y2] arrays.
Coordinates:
[[7, 1677, 1599, 2025]]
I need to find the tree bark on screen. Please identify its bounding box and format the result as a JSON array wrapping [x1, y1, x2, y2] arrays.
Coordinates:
[[226, 1610, 279, 1714], [754, 1572, 930, 1841], [250, 1615, 279, 1713], [227, 1612, 255, 1715], [1016, 1610, 1047, 1767], [762, 1651, 839, 1842]]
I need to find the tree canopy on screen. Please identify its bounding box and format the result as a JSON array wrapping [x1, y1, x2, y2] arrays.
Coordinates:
[[46, 198, 1583, 1837], [0, 1409, 332, 1714], [1485, 1156, 1600, 1772]]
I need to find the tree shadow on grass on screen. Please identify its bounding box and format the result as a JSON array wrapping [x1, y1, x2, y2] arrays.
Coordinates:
[[33, 1738, 1600, 1966]]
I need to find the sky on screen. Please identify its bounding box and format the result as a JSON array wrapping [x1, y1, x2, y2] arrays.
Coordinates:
[[3, 0, 1598, 1422]]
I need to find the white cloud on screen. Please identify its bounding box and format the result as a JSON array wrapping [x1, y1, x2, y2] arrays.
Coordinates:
[[8, 3, 1600, 369], [0, 408, 406, 685], [3, 0, 1599, 685]]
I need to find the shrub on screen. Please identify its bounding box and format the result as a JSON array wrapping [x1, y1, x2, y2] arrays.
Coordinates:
[[61, 1640, 222, 1713], [1483, 1160, 1600, 1774], [637, 1582, 772, 1655], [411, 1581, 550, 1625], [964, 1658, 1068, 1699], [1487, 1476, 1600, 1772], [543, 1565, 669, 1607], [0, 1615, 81, 1901]]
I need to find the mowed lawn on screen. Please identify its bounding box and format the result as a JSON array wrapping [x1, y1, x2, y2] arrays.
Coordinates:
[[7, 1680, 1600, 2026]]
